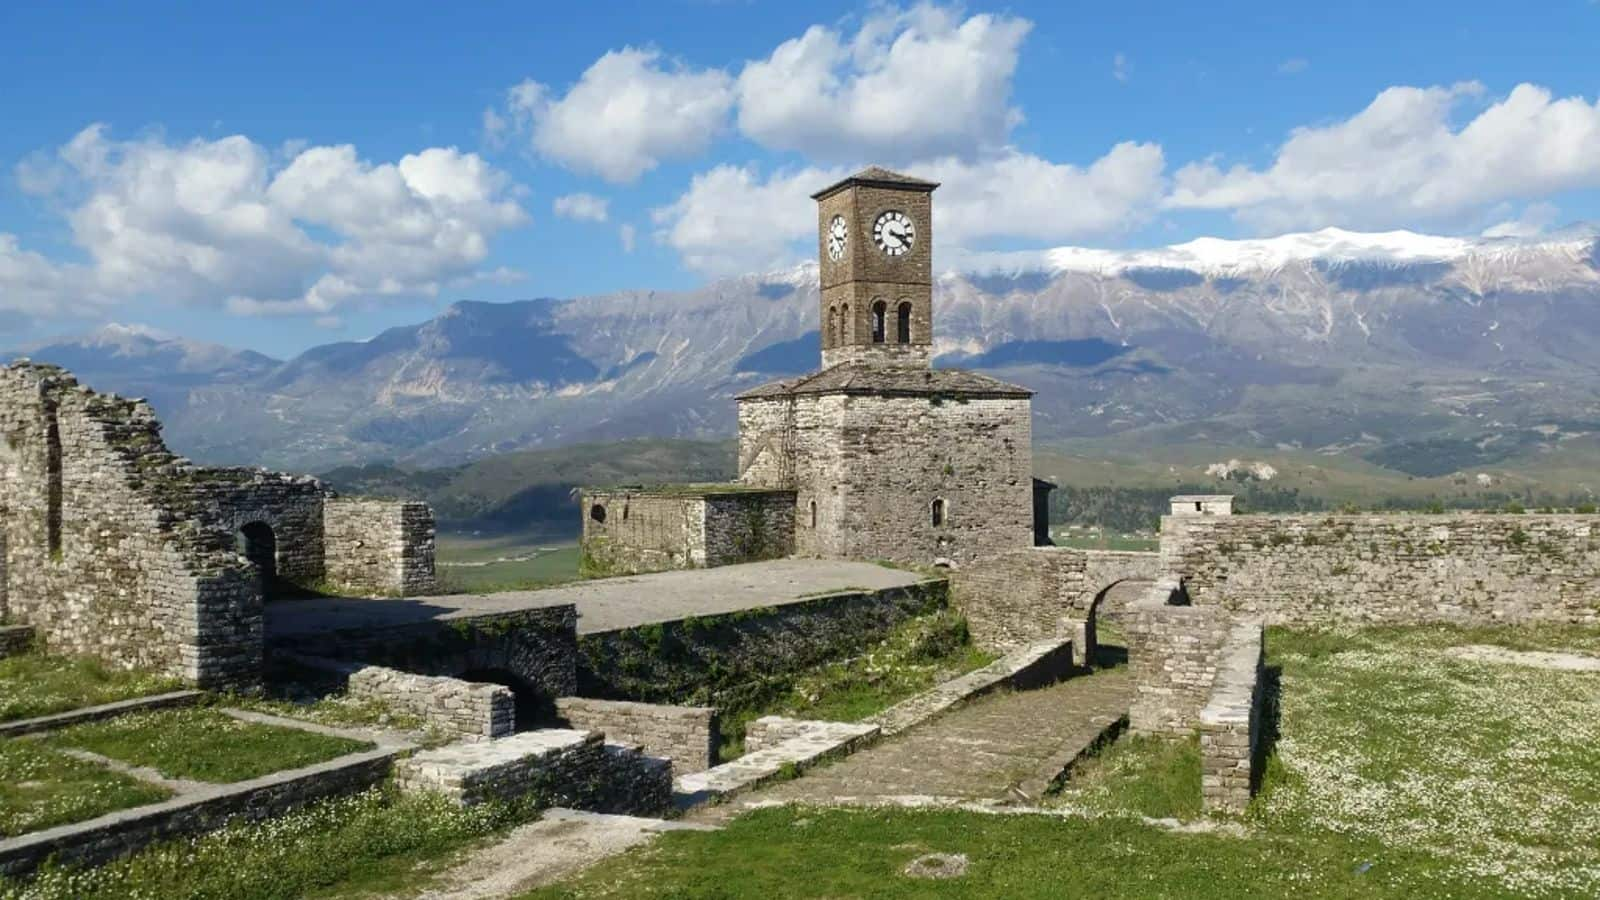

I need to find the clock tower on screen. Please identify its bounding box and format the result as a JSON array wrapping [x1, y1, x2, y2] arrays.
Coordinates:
[[812, 167, 938, 369]]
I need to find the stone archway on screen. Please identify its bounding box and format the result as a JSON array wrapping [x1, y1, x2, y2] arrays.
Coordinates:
[[459, 667, 551, 728], [1080, 577, 1152, 667], [238, 521, 278, 594]]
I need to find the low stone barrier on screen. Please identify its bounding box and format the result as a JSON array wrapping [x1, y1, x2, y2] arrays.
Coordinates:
[[555, 697, 718, 774], [396, 729, 673, 817], [868, 637, 1076, 736], [673, 720, 880, 810], [0, 691, 205, 739], [0, 744, 402, 878], [1125, 578, 1235, 735], [1198, 623, 1266, 814], [287, 655, 514, 741], [0, 625, 34, 659]]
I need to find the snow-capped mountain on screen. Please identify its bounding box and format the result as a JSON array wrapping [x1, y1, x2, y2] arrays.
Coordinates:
[[12, 227, 1600, 476]]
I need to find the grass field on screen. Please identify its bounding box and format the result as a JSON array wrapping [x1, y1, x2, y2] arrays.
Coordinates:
[[0, 739, 171, 837], [42, 707, 373, 783], [529, 622, 1600, 899], [435, 533, 582, 593], [1049, 531, 1160, 552], [0, 653, 180, 723]]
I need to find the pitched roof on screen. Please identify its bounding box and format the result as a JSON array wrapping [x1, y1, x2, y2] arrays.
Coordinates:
[[737, 363, 1032, 400], [810, 166, 940, 200]]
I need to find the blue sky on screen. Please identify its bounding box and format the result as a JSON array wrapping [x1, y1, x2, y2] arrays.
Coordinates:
[[2, 0, 1598, 357]]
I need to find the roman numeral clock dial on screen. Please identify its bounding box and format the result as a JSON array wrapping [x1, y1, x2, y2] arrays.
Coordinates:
[[872, 211, 915, 256], [827, 215, 848, 261]]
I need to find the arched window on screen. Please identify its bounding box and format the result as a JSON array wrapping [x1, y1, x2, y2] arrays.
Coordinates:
[[827, 305, 838, 347], [43, 400, 62, 559], [931, 498, 947, 527], [238, 521, 277, 583], [896, 301, 913, 344], [808, 500, 817, 528], [590, 503, 608, 524], [871, 300, 887, 343], [840, 303, 849, 342]]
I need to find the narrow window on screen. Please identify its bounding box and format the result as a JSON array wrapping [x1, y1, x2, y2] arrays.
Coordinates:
[[1195, 501, 1204, 513], [896, 301, 912, 344], [840, 303, 849, 342], [931, 498, 947, 527], [871, 300, 887, 343], [808, 500, 817, 528], [827, 305, 838, 347], [44, 400, 62, 559], [590, 503, 608, 523]]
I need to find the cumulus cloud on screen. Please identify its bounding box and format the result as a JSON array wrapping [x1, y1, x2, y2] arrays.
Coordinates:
[[1167, 82, 1600, 232], [5, 125, 526, 320], [653, 144, 1164, 275], [1482, 201, 1561, 239], [734, 4, 1030, 162], [553, 192, 609, 223], [500, 48, 733, 183]]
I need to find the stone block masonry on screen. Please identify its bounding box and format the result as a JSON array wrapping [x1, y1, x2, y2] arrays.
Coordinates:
[[556, 697, 719, 774], [1198, 623, 1265, 814], [324, 498, 437, 596], [1163, 511, 1600, 625], [953, 547, 1159, 655], [1125, 578, 1236, 735], [288, 655, 515, 741], [579, 487, 794, 577]]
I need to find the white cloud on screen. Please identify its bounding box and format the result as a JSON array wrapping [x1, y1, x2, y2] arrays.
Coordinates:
[[1278, 58, 1309, 75], [1113, 53, 1130, 83], [618, 224, 637, 253], [553, 192, 609, 223], [5, 125, 526, 320], [1167, 82, 1600, 232], [502, 48, 733, 183], [734, 4, 1030, 162], [653, 144, 1165, 275], [1482, 201, 1560, 238]]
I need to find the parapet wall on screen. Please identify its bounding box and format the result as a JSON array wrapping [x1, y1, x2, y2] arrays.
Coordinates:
[[952, 547, 1159, 655], [288, 655, 515, 741], [555, 697, 719, 774], [1163, 512, 1600, 625], [324, 498, 437, 596], [1198, 623, 1265, 813]]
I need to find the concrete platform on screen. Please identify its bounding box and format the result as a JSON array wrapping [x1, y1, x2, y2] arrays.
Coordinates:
[[267, 559, 924, 639]]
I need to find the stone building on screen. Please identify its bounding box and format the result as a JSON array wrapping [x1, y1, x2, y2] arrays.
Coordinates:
[[0, 362, 437, 688], [583, 167, 1041, 570]]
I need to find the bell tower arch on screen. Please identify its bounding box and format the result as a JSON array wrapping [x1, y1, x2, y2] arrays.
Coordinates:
[[813, 167, 938, 369]]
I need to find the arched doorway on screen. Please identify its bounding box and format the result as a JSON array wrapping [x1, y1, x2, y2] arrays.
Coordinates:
[[238, 521, 278, 594]]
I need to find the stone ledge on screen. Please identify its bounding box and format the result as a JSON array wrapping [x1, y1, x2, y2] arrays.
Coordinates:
[[0, 690, 205, 739], [673, 720, 879, 810], [868, 637, 1076, 737], [556, 697, 718, 774]]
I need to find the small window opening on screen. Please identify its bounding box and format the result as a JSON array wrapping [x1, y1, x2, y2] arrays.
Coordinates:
[[808, 500, 817, 528], [827, 305, 839, 347], [44, 400, 63, 559], [871, 300, 887, 343], [896, 301, 912, 344], [1195, 502, 1204, 513], [931, 498, 947, 527], [590, 503, 608, 523], [840, 303, 849, 342], [238, 521, 278, 593]]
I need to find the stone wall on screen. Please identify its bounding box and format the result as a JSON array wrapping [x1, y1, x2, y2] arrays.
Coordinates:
[[323, 498, 437, 596], [1163, 512, 1600, 625], [578, 579, 947, 708], [1125, 579, 1236, 735], [274, 606, 579, 713], [555, 697, 719, 773], [952, 547, 1159, 657], [1199, 623, 1266, 814], [738, 392, 1034, 567], [193, 472, 327, 588], [580, 488, 795, 577], [0, 624, 34, 659], [288, 655, 515, 741], [0, 364, 261, 688]]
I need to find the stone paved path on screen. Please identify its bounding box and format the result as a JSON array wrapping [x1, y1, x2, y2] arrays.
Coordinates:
[[693, 667, 1131, 823]]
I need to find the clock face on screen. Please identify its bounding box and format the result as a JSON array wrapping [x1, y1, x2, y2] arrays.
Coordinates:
[[872, 211, 915, 256], [826, 215, 847, 261]]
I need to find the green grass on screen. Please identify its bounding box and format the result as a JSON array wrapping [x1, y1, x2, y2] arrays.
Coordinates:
[[0, 739, 172, 837], [717, 612, 996, 761], [0, 653, 180, 723], [520, 804, 1501, 899], [436, 540, 582, 593], [0, 785, 542, 900], [1051, 733, 1202, 820], [42, 707, 374, 783], [1049, 532, 1160, 552]]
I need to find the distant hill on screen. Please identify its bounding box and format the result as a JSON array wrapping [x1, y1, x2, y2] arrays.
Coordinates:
[[13, 226, 1600, 493]]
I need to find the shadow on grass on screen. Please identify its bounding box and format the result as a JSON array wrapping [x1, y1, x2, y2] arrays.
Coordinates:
[[1252, 663, 1283, 796]]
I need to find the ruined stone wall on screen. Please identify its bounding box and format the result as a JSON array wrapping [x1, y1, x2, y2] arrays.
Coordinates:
[[580, 488, 793, 577], [952, 547, 1160, 654], [1163, 512, 1600, 625], [192, 471, 327, 587], [323, 498, 437, 596], [1125, 580, 1235, 735], [555, 697, 719, 774], [0, 364, 260, 688], [286, 655, 515, 741], [1199, 623, 1265, 814], [737, 398, 796, 489]]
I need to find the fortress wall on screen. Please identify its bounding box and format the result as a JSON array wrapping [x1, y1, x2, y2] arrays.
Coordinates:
[[953, 547, 1159, 654], [703, 491, 795, 567], [580, 488, 794, 577], [323, 498, 437, 596], [1164, 512, 1600, 625], [0, 364, 260, 687]]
